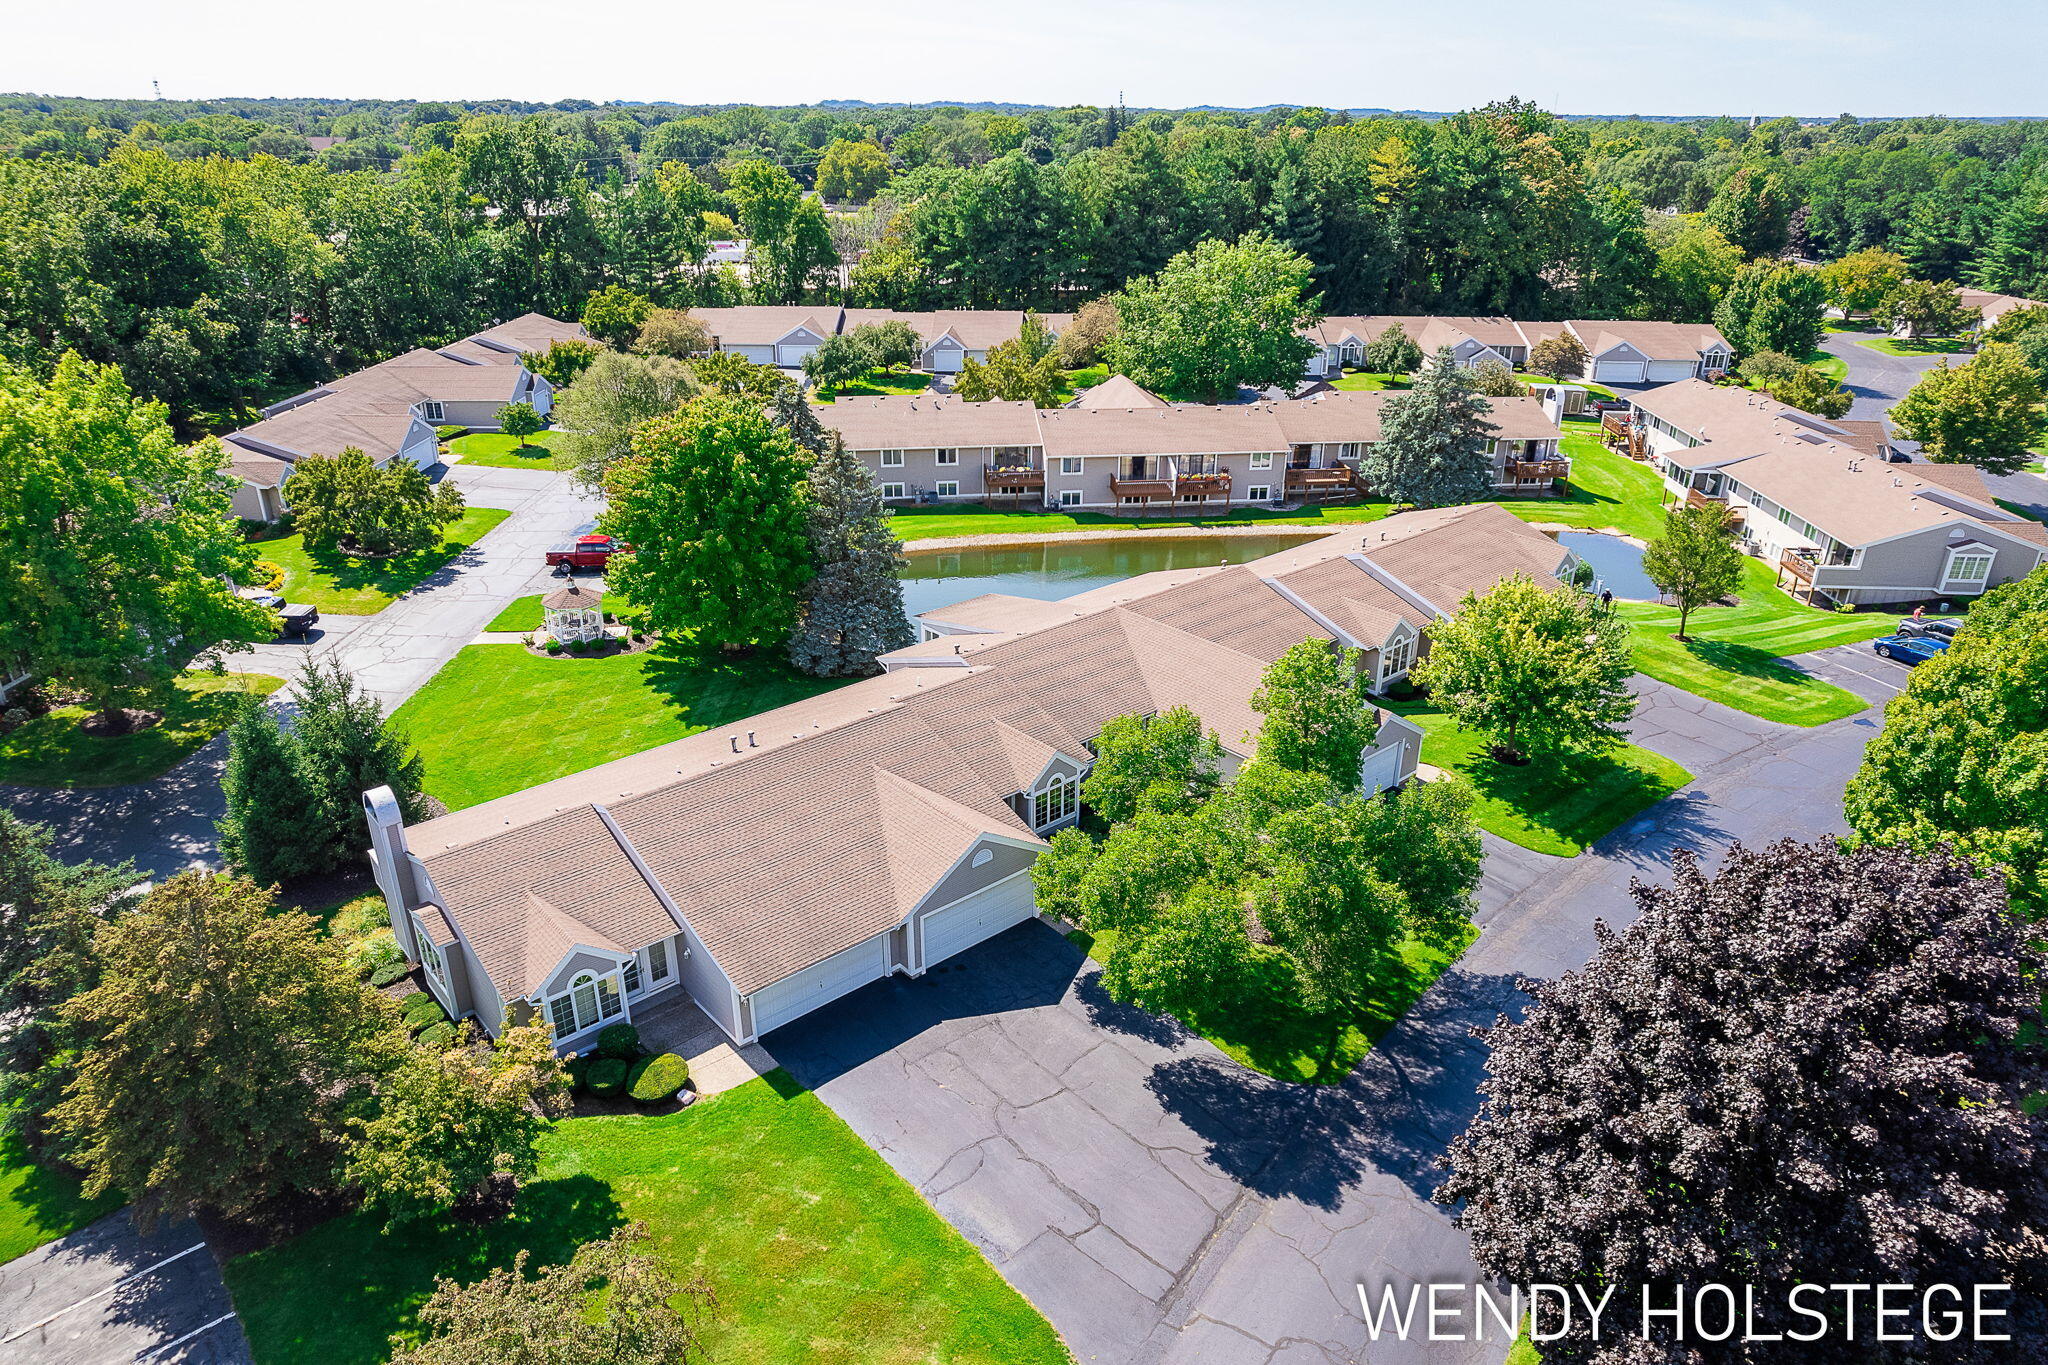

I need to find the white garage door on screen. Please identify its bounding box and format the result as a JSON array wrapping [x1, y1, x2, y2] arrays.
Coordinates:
[[1646, 360, 1696, 383], [747, 934, 889, 1035], [921, 874, 1038, 969], [730, 344, 776, 365], [1359, 740, 1406, 796], [775, 344, 819, 367], [1594, 359, 1647, 384], [927, 345, 965, 373]]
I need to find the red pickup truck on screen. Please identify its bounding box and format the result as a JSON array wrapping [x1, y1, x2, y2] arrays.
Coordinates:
[[545, 534, 627, 569]]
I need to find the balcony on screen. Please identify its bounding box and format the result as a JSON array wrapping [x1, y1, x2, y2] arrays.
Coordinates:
[[1779, 549, 1817, 584], [1177, 471, 1231, 497], [1109, 475, 1177, 499], [1507, 460, 1570, 481], [984, 465, 1045, 491]]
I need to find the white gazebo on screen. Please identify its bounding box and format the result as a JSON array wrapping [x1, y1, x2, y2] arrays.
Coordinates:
[[542, 582, 606, 645]]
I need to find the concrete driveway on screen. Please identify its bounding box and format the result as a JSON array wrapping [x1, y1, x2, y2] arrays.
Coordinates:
[[772, 670, 1907, 1365], [0, 1211, 250, 1364], [0, 463, 602, 879]]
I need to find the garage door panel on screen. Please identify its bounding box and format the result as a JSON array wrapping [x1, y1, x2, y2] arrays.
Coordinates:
[[1359, 740, 1406, 796], [922, 876, 1038, 968], [776, 344, 820, 366], [1594, 360, 1647, 384], [749, 935, 889, 1035], [1646, 360, 1695, 382]]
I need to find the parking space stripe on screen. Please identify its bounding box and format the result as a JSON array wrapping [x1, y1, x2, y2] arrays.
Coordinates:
[[135, 1310, 239, 1362], [2, 1242, 208, 1343]]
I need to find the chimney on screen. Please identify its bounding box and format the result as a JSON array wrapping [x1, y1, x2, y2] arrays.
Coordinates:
[[362, 786, 423, 956]]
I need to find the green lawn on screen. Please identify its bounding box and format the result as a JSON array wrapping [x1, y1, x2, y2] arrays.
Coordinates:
[[224, 1074, 1066, 1365], [1612, 560, 1896, 726], [1052, 364, 1109, 401], [258, 507, 512, 615], [1074, 923, 1476, 1085], [812, 370, 934, 403], [446, 429, 565, 470], [1856, 335, 1966, 357], [1803, 349, 1849, 384], [1497, 423, 1671, 541], [0, 1121, 123, 1263], [1384, 701, 1692, 858], [484, 593, 546, 632], [1329, 371, 1410, 392], [389, 642, 848, 811], [0, 671, 285, 788]]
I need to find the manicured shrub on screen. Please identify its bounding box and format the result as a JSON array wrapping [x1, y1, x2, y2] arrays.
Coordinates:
[[416, 1021, 457, 1049], [351, 931, 402, 978], [370, 960, 411, 988], [594, 1023, 640, 1060], [586, 1058, 629, 1097], [544, 639, 563, 655], [253, 559, 285, 591], [397, 990, 433, 1013], [404, 1002, 447, 1034], [625, 1053, 690, 1105], [565, 1055, 594, 1091], [435, 424, 468, 442]]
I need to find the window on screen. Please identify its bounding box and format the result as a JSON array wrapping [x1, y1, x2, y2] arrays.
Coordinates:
[[549, 994, 577, 1037], [623, 958, 642, 994], [882, 483, 905, 500], [880, 449, 904, 467], [1032, 775, 1077, 829], [413, 915, 447, 989], [649, 939, 671, 982], [934, 448, 958, 466], [1059, 490, 1083, 507], [421, 400, 444, 423], [1059, 456, 1082, 475], [936, 481, 959, 497], [1247, 485, 1271, 502], [1380, 633, 1415, 681], [597, 975, 622, 1018], [1250, 451, 1273, 469], [1944, 550, 1993, 586]]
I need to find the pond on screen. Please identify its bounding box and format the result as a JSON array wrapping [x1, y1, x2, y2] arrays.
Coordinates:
[[1558, 530, 1662, 602], [899, 533, 1324, 622]]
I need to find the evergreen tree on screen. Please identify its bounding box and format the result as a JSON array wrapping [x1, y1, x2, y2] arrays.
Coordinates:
[[1972, 190, 2048, 300], [1355, 347, 1498, 506], [217, 698, 327, 887], [1263, 159, 1323, 267], [767, 379, 830, 457], [788, 436, 915, 676], [292, 657, 429, 870]]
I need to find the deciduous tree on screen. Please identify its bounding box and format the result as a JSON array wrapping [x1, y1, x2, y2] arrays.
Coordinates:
[[1642, 501, 1744, 638], [787, 436, 914, 676], [392, 1223, 715, 1365], [1082, 705, 1225, 823], [551, 350, 697, 491], [520, 338, 602, 387], [1527, 331, 1587, 381], [0, 355, 275, 727], [1412, 573, 1635, 763], [1713, 258, 1828, 359], [816, 138, 892, 205], [1874, 276, 1974, 339], [1055, 297, 1119, 369], [285, 448, 467, 557], [953, 313, 1064, 405], [1469, 358, 1528, 397], [1249, 640, 1380, 793], [580, 285, 654, 349], [1363, 323, 1422, 376], [1106, 233, 1320, 401], [1889, 342, 2045, 475], [52, 873, 404, 1225], [630, 308, 712, 360], [495, 400, 542, 448], [1354, 347, 1499, 506], [347, 1023, 569, 1226], [1436, 840, 2048, 1362], [1817, 246, 1910, 317], [601, 393, 813, 651], [1845, 568, 2048, 917]]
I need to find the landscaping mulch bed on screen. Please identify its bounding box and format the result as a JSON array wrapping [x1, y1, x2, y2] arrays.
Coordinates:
[[77, 707, 164, 737], [520, 633, 655, 661], [568, 1082, 698, 1119]]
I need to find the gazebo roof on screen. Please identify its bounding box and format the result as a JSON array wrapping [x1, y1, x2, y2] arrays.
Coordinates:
[[542, 583, 604, 612]]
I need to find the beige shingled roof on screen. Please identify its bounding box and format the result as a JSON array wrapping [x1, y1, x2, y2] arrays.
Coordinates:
[[918, 594, 1080, 633], [692, 306, 842, 347], [467, 312, 590, 356], [411, 504, 1571, 1003], [226, 399, 423, 463], [1569, 320, 1730, 360], [1271, 392, 1557, 445], [819, 395, 1041, 450], [1070, 374, 1168, 409], [1035, 404, 1289, 458]]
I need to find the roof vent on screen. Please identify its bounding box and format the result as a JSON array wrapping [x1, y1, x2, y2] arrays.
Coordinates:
[[1893, 476, 1904, 486], [729, 736, 740, 753], [747, 730, 757, 747]]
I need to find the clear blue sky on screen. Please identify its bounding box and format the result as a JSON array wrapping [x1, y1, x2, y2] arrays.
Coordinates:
[[7, 0, 2042, 117]]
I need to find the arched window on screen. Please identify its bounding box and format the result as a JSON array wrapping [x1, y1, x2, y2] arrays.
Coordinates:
[[1032, 774, 1077, 830], [546, 969, 623, 1039]]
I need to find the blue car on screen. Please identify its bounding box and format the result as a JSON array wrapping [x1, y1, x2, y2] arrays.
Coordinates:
[[1872, 633, 1949, 665]]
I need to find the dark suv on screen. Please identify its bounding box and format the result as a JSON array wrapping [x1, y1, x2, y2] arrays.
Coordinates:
[[1894, 616, 1961, 642]]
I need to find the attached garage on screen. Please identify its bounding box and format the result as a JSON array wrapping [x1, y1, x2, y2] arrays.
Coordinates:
[[925, 342, 966, 373], [919, 873, 1038, 969], [1645, 359, 1697, 383], [775, 343, 820, 367], [1592, 358, 1647, 385], [1359, 739, 1407, 796], [726, 344, 777, 365], [746, 933, 890, 1036]]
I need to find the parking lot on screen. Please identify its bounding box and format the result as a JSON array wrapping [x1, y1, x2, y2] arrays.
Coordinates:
[[0, 1212, 250, 1364]]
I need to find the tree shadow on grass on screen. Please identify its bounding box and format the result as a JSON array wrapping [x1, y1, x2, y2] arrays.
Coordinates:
[[1457, 747, 1685, 855], [230, 1174, 626, 1365], [0, 1126, 123, 1255], [633, 641, 851, 726], [301, 528, 494, 601], [1671, 635, 1827, 687]]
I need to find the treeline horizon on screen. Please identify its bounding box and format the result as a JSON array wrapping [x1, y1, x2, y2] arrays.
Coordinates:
[[0, 96, 2041, 438]]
